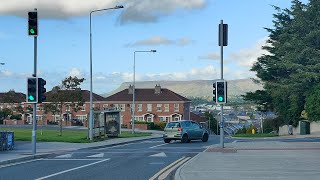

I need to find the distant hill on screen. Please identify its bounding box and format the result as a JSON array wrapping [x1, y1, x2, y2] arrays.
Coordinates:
[[102, 79, 263, 101]]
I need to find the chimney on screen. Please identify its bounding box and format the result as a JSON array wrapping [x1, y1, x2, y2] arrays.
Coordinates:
[[155, 84, 161, 94], [128, 85, 133, 94]]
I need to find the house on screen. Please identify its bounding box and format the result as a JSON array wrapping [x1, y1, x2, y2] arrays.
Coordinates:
[[105, 85, 191, 126], [0, 90, 109, 125], [1, 85, 192, 127]]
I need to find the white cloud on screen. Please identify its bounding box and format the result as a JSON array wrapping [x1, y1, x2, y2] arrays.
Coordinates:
[[127, 36, 193, 47], [69, 67, 82, 77], [199, 52, 220, 60], [128, 36, 173, 47], [0, 0, 206, 24], [229, 37, 270, 68]]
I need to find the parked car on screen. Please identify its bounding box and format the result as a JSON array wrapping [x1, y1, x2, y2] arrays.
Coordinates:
[[163, 120, 209, 143], [71, 119, 83, 126]]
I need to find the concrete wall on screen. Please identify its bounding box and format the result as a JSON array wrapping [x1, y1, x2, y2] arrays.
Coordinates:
[[279, 121, 320, 135]]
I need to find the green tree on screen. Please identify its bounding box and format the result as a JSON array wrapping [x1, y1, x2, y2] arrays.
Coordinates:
[[305, 83, 320, 121], [46, 76, 85, 136], [204, 111, 219, 135], [245, 0, 320, 125]]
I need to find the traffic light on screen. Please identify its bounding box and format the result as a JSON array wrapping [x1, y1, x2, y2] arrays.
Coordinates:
[[28, 11, 38, 36], [216, 80, 227, 104], [37, 78, 46, 103], [27, 77, 37, 103], [213, 83, 216, 102], [219, 24, 228, 46]]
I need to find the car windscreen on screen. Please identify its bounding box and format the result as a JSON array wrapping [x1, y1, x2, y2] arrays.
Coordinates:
[[166, 122, 181, 128]]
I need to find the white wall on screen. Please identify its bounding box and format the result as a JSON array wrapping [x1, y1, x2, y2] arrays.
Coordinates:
[[278, 121, 320, 135]]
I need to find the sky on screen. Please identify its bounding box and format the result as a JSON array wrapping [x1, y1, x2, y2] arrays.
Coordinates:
[[0, 0, 309, 95]]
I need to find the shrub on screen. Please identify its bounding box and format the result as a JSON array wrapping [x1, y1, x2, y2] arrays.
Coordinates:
[[152, 122, 167, 131], [48, 121, 58, 125], [10, 114, 22, 120], [246, 125, 258, 134]]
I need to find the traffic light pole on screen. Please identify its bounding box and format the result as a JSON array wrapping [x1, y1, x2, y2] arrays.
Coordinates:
[[219, 20, 224, 148], [32, 35, 37, 155]]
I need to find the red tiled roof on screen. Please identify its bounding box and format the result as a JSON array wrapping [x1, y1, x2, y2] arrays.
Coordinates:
[[106, 88, 190, 102]]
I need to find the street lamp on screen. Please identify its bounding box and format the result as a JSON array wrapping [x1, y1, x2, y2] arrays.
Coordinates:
[[132, 50, 157, 134], [89, 5, 124, 141]]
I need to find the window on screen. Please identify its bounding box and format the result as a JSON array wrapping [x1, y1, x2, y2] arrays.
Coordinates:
[[7, 105, 11, 109], [66, 104, 71, 112], [166, 122, 181, 128], [13, 105, 17, 112], [103, 104, 108, 110], [160, 116, 170, 122], [164, 104, 169, 112], [0, 106, 3, 110], [81, 104, 86, 111], [120, 104, 125, 112], [53, 115, 60, 122], [134, 116, 143, 121], [191, 122, 200, 129], [157, 104, 162, 112], [36, 115, 43, 121], [36, 105, 40, 111], [174, 104, 179, 112], [76, 115, 87, 122], [137, 104, 142, 112], [147, 104, 152, 112], [113, 104, 119, 110], [174, 116, 180, 121], [147, 116, 152, 122]]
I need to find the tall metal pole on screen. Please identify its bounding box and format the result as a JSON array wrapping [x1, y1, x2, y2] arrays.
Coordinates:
[[89, 12, 93, 141], [32, 34, 37, 155], [220, 20, 224, 148], [132, 52, 136, 134], [131, 50, 156, 134], [89, 6, 123, 140]]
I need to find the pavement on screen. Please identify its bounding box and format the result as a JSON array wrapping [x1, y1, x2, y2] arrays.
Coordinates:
[[0, 129, 163, 166], [175, 133, 320, 180]]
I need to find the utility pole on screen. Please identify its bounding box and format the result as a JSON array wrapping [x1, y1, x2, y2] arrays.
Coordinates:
[[218, 20, 228, 148]]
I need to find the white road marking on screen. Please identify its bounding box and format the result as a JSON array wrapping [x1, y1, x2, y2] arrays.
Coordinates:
[[232, 140, 238, 144], [55, 154, 72, 158], [149, 157, 186, 180], [0, 159, 41, 169], [149, 152, 167, 157], [42, 159, 105, 161], [87, 153, 104, 158], [102, 143, 133, 149], [35, 159, 110, 180], [158, 157, 191, 180], [149, 162, 165, 165], [149, 143, 167, 149]]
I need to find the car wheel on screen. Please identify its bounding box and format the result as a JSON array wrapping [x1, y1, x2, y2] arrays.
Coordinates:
[[202, 133, 209, 142], [187, 139, 191, 143], [181, 134, 189, 143], [164, 139, 171, 143]]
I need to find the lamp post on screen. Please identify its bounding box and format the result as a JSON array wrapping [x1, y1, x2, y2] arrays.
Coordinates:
[[132, 50, 156, 134], [89, 5, 124, 141]]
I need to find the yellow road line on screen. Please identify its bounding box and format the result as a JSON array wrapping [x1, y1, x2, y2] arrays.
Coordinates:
[[149, 156, 186, 180], [158, 157, 191, 180]]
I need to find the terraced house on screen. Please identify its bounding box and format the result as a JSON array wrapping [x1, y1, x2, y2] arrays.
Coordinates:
[[105, 85, 191, 126]]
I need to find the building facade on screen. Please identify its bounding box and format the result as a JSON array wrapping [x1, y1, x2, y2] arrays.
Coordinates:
[[0, 85, 191, 126], [105, 85, 191, 126]]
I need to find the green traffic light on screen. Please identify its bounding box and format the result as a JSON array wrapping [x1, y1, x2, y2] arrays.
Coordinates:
[[28, 95, 35, 101], [29, 28, 35, 34], [218, 96, 224, 102]]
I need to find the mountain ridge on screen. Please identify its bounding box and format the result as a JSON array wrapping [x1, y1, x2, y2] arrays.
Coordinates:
[[102, 79, 263, 101]]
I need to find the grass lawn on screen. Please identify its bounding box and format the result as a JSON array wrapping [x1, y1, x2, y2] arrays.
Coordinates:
[[233, 133, 279, 138], [0, 128, 151, 143]]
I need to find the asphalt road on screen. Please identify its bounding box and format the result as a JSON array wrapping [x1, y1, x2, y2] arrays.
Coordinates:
[[0, 135, 227, 180]]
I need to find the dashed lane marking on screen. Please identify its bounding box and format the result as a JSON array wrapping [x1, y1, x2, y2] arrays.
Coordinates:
[[149, 144, 167, 149]]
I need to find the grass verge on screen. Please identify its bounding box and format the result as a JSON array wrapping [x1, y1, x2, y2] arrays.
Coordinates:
[[233, 133, 279, 138], [1, 128, 151, 143]]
